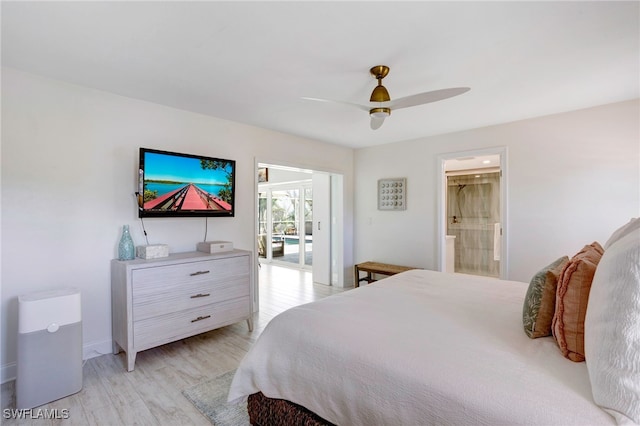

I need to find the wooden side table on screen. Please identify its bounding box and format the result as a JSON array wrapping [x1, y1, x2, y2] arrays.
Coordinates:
[[354, 261, 418, 287]]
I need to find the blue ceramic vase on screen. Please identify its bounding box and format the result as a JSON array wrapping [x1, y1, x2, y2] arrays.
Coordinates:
[[118, 225, 135, 260]]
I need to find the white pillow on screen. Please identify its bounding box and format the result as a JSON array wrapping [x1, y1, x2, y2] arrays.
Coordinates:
[[585, 228, 640, 424], [604, 218, 640, 250]]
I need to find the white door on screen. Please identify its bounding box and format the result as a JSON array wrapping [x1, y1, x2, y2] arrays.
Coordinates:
[[312, 173, 331, 285]]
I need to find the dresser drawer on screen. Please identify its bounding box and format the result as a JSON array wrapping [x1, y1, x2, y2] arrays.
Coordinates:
[[111, 250, 253, 371], [132, 276, 250, 321], [133, 296, 251, 351], [132, 256, 249, 288]]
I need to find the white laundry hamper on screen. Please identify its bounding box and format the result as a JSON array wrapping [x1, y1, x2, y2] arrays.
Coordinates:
[[16, 287, 83, 409]]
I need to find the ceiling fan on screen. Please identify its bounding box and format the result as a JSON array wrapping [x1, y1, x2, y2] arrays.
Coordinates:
[[304, 65, 470, 130]]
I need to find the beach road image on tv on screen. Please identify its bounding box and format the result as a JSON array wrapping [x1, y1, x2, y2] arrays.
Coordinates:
[[140, 149, 235, 216]]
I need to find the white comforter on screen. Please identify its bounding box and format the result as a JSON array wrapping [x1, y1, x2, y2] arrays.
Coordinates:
[[228, 269, 613, 425]]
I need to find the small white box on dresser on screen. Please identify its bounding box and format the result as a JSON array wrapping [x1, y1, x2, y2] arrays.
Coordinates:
[[197, 241, 234, 253], [136, 244, 169, 259]]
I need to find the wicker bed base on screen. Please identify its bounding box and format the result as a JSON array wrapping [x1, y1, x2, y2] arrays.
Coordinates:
[[247, 392, 335, 426]]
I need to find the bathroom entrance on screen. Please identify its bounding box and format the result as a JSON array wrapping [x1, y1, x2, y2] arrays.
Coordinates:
[[446, 169, 500, 277], [438, 148, 508, 279]]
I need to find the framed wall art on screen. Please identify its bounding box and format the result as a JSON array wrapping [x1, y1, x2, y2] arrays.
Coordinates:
[[258, 167, 269, 183], [378, 178, 406, 210]]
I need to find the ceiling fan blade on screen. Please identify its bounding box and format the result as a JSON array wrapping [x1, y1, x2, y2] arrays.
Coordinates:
[[301, 97, 370, 112], [389, 87, 470, 110], [370, 116, 385, 130]]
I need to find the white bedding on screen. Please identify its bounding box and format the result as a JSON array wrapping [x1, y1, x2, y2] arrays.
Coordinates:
[[228, 269, 614, 425]]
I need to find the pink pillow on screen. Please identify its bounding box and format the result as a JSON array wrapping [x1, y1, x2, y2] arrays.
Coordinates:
[[552, 242, 604, 362]]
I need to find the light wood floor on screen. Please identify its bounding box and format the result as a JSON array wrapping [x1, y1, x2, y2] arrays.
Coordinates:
[[1, 264, 347, 425]]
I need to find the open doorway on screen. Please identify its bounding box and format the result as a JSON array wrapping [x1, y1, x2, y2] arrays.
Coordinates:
[[258, 181, 313, 268], [437, 148, 508, 279], [256, 163, 341, 287]]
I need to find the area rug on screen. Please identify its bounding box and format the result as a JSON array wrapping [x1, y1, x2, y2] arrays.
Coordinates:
[[182, 369, 249, 425]]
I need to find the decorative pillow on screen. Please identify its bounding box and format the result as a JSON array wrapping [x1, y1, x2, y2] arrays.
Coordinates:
[[552, 242, 604, 362], [522, 256, 569, 338], [585, 228, 640, 424], [604, 217, 640, 249]]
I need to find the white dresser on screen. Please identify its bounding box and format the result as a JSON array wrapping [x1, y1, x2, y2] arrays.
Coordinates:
[[111, 250, 253, 371]]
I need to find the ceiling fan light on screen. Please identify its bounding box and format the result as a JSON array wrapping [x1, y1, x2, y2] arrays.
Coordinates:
[[370, 85, 390, 103], [370, 107, 391, 119]]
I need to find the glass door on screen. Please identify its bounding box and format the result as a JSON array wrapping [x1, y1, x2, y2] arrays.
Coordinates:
[[258, 184, 313, 269], [304, 186, 313, 267], [446, 171, 500, 277], [271, 188, 300, 267], [257, 191, 273, 260]]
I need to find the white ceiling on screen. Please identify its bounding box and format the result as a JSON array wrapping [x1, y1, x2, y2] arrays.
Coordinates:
[[2, 1, 638, 149]]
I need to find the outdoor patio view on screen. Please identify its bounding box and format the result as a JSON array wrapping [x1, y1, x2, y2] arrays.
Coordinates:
[[258, 188, 313, 267]]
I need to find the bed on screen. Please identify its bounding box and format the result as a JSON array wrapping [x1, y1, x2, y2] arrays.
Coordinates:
[[228, 221, 640, 425]]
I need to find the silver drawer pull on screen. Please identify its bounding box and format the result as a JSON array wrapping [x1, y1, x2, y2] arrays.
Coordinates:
[[190, 293, 210, 299], [190, 270, 210, 276], [191, 315, 211, 323]]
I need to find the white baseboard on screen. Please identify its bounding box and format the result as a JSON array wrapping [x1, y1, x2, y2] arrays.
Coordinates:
[[1, 362, 16, 385], [82, 339, 113, 361], [1, 339, 113, 384]]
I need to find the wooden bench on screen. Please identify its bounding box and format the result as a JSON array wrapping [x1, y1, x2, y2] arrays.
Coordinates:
[[354, 261, 418, 287]]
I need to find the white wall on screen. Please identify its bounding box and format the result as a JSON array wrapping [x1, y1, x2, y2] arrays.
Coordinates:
[[3, 67, 637, 382], [0, 68, 355, 381], [354, 99, 639, 282], [259, 167, 311, 185]]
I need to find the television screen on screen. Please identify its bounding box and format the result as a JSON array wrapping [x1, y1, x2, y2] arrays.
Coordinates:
[[138, 148, 235, 217]]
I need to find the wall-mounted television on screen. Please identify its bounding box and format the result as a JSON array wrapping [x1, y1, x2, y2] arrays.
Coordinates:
[[138, 148, 235, 218]]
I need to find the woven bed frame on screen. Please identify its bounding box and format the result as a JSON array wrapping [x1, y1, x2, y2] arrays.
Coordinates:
[[247, 392, 335, 426]]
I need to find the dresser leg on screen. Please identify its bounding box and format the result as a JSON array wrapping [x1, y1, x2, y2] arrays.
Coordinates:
[[247, 317, 254, 332], [127, 351, 137, 372]]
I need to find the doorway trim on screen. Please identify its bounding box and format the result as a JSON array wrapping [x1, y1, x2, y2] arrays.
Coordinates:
[[436, 146, 509, 279], [254, 157, 345, 297]]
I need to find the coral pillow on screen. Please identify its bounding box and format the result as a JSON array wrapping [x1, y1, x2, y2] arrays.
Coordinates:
[[522, 256, 569, 338], [552, 242, 604, 362], [585, 228, 640, 424]]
